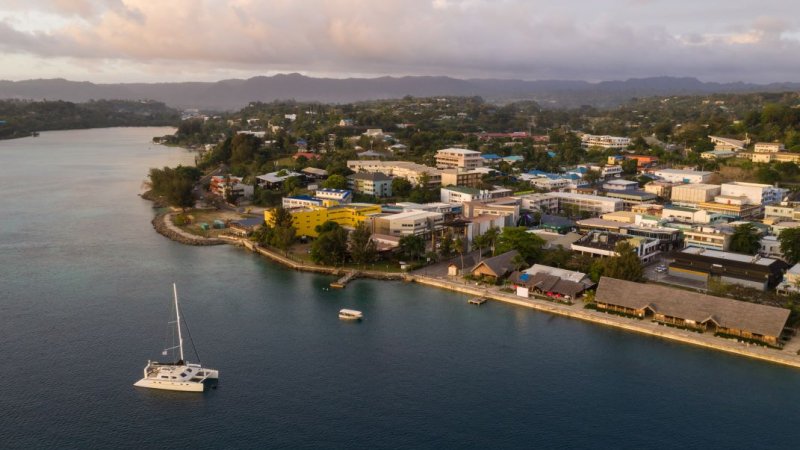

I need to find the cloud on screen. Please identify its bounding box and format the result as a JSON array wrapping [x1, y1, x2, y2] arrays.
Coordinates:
[[0, 0, 798, 83]]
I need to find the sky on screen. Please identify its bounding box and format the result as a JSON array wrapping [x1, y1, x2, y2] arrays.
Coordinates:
[[0, 0, 798, 84]]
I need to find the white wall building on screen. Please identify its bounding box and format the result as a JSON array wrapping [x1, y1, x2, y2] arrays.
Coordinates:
[[581, 134, 631, 150], [754, 142, 785, 153], [670, 184, 721, 206], [720, 182, 788, 206], [434, 148, 483, 170], [653, 169, 713, 184]]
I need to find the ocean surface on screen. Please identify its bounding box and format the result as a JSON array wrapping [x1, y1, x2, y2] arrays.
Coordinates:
[[2, 127, 800, 449]]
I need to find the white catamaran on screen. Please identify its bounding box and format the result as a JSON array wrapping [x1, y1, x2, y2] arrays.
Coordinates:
[[134, 284, 218, 392]]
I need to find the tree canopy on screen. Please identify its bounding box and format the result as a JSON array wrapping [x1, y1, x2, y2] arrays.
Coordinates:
[[729, 223, 761, 255], [494, 227, 544, 264], [779, 227, 800, 265], [602, 241, 644, 282]]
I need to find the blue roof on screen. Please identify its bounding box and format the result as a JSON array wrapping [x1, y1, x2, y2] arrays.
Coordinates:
[[503, 156, 524, 162], [546, 151, 557, 158], [520, 273, 530, 281], [482, 153, 502, 160]]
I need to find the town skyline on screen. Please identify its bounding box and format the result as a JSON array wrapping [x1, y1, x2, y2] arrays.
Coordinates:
[[0, 0, 798, 84]]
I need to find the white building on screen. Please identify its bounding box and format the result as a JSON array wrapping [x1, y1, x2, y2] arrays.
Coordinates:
[[653, 169, 713, 184], [580, 134, 631, 150], [760, 235, 783, 259], [347, 172, 393, 197], [709, 135, 746, 151], [440, 186, 508, 205], [670, 184, 721, 206], [661, 206, 716, 224], [549, 192, 623, 215], [371, 210, 444, 237], [720, 182, 788, 206], [754, 142, 785, 153], [516, 193, 560, 213], [347, 160, 441, 187], [434, 148, 483, 170], [315, 188, 352, 204]]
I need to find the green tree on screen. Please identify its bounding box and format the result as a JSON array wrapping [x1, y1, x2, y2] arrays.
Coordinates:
[[399, 234, 426, 261], [350, 222, 377, 265], [603, 241, 643, 282], [391, 177, 412, 197], [439, 230, 454, 258], [583, 169, 601, 185], [322, 174, 348, 190], [311, 227, 349, 266], [147, 165, 199, 209], [621, 159, 638, 175], [494, 227, 544, 264], [779, 227, 800, 265], [729, 223, 761, 255], [267, 206, 296, 253]]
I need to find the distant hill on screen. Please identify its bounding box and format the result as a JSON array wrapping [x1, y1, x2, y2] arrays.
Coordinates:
[[1, 74, 799, 111]]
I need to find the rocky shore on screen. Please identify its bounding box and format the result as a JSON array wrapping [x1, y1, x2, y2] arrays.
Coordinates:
[[151, 211, 226, 246]]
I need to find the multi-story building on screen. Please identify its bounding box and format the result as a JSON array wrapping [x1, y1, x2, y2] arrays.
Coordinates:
[[682, 227, 732, 251], [549, 192, 623, 215], [720, 182, 788, 206], [739, 151, 800, 164], [347, 172, 392, 197], [571, 231, 659, 263], [669, 247, 788, 291], [754, 142, 785, 153], [440, 186, 511, 205], [462, 198, 521, 227], [347, 160, 441, 187], [580, 134, 631, 150], [439, 169, 483, 188], [370, 210, 444, 237], [644, 180, 677, 199], [604, 190, 658, 210], [603, 179, 639, 191], [434, 148, 483, 170], [670, 183, 721, 206], [265, 203, 382, 237], [653, 169, 713, 184], [765, 204, 800, 221], [516, 193, 560, 213], [661, 205, 717, 224], [698, 198, 762, 220], [315, 188, 352, 204]]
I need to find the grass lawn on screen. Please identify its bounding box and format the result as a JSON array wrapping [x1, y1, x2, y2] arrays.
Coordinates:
[[173, 209, 249, 237]]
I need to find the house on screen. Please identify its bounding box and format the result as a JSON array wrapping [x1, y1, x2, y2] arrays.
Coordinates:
[[510, 266, 594, 301], [470, 250, 521, 281], [292, 152, 322, 161], [301, 167, 328, 180], [595, 277, 790, 346], [709, 135, 746, 151], [229, 217, 264, 236], [256, 171, 304, 189]]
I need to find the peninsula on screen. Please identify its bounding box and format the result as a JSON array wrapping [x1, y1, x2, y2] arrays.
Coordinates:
[[144, 92, 800, 368]]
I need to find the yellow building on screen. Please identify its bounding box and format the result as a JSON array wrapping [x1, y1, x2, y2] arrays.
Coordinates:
[[265, 203, 382, 237]]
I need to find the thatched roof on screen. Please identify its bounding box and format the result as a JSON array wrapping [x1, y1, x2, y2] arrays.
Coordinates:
[[470, 250, 520, 278], [595, 277, 791, 338]]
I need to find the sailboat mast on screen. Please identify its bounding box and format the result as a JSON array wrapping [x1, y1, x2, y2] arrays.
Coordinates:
[[173, 283, 185, 362]]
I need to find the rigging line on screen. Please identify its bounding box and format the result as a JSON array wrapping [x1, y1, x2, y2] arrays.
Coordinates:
[[180, 303, 202, 364]]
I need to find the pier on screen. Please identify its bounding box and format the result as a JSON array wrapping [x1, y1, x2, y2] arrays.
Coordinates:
[[331, 271, 359, 288], [468, 297, 487, 305]]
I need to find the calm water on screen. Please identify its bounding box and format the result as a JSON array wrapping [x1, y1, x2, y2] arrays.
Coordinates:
[[1, 128, 799, 449]]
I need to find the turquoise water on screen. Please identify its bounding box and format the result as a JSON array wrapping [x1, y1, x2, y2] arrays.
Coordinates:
[[1, 128, 800, 449]]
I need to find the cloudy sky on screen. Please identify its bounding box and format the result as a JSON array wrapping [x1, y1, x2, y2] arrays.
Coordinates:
[[0, 0, 798, 83]]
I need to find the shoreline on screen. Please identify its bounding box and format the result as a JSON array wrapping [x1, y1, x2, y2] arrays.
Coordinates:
[[146, 205, 800, 370]]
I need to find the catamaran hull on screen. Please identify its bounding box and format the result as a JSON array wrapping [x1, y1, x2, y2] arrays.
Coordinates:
[[133, 379, 206, 392]]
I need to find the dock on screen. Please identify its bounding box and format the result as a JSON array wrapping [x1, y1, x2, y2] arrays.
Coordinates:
[[331, 271, 359, 288], [468, 297, 487, 305]]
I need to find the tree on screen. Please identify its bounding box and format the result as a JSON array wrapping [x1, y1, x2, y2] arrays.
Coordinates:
[[439, 230, 454, 258], [147, 165, 199, 209], [350, 222, 377, 265], [399, 234, 425, 261], [391, 177, 412, 197], [729, 223, 761, 255], [267, 206, 296, 253], [311, 226, 349, 266], [621, 159, 638, 175], [583, 169, 601, 185], [322, 174, 348, 190], [779, 227, 800, 265], [454, 236, 465, 271], [494, 227, 544, 264], [603, 241, 643, 282]]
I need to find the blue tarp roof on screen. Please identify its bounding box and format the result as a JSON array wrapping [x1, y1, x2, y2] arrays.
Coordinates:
[[482, 153, 502, 160]]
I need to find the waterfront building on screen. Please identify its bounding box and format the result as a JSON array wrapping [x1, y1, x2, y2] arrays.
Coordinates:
[[265, 203, 382, 238], [370, 210, 444, 237], [652, 169, 713, 184], [434, 148, 483, 170], [511, 265, 594, 300], [470, 250, 520, 281], [595, 277, 790, 346], [670, 183, 721, 206], [580, 134, 631, 150], [571, 231, 659, 263], [777, 263, 800, 296], [347, 172, 393, 197], [668, 247, 788, 291]]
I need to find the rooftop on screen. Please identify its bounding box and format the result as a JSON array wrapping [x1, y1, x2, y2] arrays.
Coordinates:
[[681, 247, 777, 266], [349, 172, 392, 182], [437, 147, 481, 155]]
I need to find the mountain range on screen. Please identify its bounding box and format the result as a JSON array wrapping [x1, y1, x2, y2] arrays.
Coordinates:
[[2, 73, 799, 111]]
